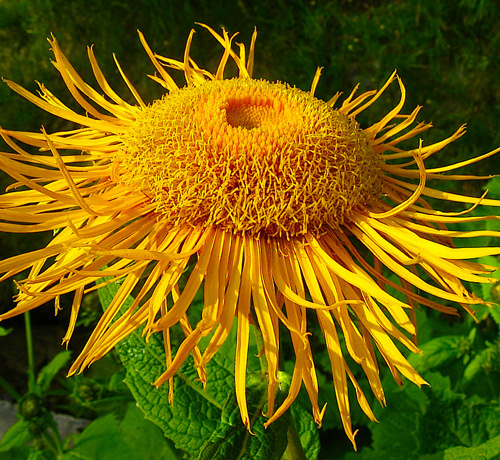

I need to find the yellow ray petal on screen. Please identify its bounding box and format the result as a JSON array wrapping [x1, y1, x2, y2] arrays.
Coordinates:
[[316, 309, 357, 449], [235, 240, 252, 431], [201, 235, 243, 365], [248, 237, 279, 417]]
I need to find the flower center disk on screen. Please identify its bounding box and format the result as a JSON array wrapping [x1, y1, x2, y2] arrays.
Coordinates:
[[120, 78, 383, 237]]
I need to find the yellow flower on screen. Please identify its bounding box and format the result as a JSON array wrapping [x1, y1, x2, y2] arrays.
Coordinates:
[[0, 24, 499, 447]]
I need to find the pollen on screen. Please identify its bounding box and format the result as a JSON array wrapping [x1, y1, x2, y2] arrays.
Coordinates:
[[119, 78, 383, 236]]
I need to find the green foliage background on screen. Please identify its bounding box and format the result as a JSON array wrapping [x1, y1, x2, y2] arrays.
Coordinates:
[[0, 0, 499, 459]]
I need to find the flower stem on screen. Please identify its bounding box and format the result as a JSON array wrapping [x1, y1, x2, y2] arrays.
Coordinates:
[[24, 311, 36, 393], [41, 426, 65, 457], [47, 423, 65, 455], [282, 419, 307, 460]]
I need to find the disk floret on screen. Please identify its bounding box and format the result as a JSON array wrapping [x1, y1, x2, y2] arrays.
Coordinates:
[[120, 78, 383, 236]]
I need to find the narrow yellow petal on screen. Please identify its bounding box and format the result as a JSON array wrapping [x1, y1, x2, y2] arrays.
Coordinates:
[[137, 30, 179, 92], [235, 240, 252, 430], [201, 235, 243, 365]]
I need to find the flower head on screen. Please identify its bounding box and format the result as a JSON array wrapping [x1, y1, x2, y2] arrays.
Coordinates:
[[1, 24, 499, 448], [121, 77, 383, 237]]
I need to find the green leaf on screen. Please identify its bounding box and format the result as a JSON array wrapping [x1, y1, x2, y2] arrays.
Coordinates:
[[108, 368, 128, 392], [442, 433, 500, 460], [370, 381, 428, 458], [61, 413, 130, 460], [475, 256, 500, 327], [484, 176, 500, 199], [0, 420, 33, 452], [199, 374, 291, 460], [420, 375, 478, 450], [118, 403, 178, 459], [99, 276, 292, 459], [409, 336, 464, 373], [97, 278, 228, 456], [352, 371, 500, 459], [408, 372, 500, 452], [0, 326, 13, 337], [61, 403, 177, 460], [116, 316, 293, 459], [463, 348, 490, 384], [0, 447, 31, 460], [116, 328, 227, 457], [291, 404, 321, 460], [36, 350, 72, 393], [98, 283, 218, 456]]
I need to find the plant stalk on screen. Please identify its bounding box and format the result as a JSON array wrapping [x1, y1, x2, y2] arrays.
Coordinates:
[[24, 311, 36, 393], [282, 419, 307, 460]]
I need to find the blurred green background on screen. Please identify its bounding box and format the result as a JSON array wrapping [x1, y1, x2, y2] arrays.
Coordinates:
[[0, 0, 499, 458]]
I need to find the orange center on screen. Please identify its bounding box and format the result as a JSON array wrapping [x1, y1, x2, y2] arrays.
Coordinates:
[[118, 78, 383, 237]]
